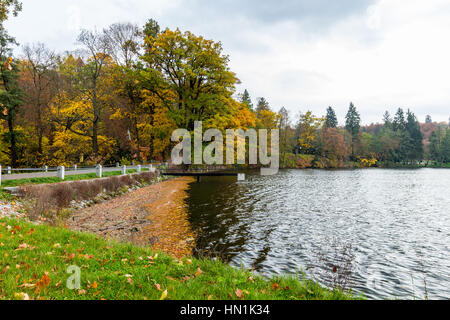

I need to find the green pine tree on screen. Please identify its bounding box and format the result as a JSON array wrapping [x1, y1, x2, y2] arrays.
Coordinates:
[[325, 106, 338, 128], [393, 108, 406, 132], [256, 97, 270, 114], [429, 129, 442, 163], [345, 102, 361, 158], [441, 129, 450, 163], [383, 111, 392, 129], [240, 89, 253, 111], [405, 110, 423, 162]]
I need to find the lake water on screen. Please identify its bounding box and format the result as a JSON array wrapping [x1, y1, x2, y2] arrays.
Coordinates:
[[186, 169, 450, 299]]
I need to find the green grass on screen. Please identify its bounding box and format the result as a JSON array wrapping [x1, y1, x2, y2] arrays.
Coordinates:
[[0, 169, 147, 188], [0, 217, 356, 300]]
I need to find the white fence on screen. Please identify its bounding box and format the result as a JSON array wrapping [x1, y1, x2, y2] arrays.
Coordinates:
[[0, 163, 168, 186]]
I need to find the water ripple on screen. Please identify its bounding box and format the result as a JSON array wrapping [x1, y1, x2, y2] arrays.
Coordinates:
[[186, 169, 450, 299]]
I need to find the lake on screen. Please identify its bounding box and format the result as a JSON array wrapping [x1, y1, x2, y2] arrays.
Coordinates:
[[186, 169, 450, 299]]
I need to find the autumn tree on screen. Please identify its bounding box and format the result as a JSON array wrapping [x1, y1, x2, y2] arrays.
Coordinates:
[[373, 126, 399, 162], [104, 22, 146, 161], [0, 0, 21, 25], [20, 43, 57, 163], [141, 28, 239, 131], [321, 128, 348, 161], [278, 107, 290, 165], [297, 111, 324, 155], [53, 30, 115, 160]]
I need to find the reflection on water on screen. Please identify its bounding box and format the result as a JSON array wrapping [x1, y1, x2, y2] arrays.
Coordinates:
[[186, 169, 450, 299]]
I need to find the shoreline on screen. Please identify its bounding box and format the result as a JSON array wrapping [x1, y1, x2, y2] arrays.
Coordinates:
[[66, 177, 196, 259]]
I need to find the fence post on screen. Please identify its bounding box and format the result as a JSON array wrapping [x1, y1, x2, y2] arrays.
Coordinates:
[[43, 165, 48, 172], [0, 165, 2, 186], [57, 166, 65, 180], [122, 165, 127, 175], [74, 165, 77, 172], [116, 162, 120, 168], [137, 165, 142, 173], [96, 164, 103, 178], [7, 166, 11, 175]]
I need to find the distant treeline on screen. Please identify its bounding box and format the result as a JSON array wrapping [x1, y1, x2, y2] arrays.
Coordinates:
[[276, 103, 450, 168]]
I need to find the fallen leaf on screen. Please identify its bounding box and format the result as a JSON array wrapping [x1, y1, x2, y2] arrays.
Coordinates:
[[159, 290, 168, 300], [14, 292, 30, 300], [195, 268, 203, 277], [235, 288, 244, 299], [36, 274, 51, 290], [66, 253, 76, 261]]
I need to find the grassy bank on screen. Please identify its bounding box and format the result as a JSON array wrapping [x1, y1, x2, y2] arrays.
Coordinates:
[[0, 218, 356, 300], [0, 169, 148, 189]]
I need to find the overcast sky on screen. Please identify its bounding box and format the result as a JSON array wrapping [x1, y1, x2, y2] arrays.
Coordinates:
[[5, 0, 450, 124]]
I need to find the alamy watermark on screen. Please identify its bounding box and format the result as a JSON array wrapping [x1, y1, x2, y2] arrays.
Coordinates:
[[66, 265, 81, 290], [171, 122, 279, 175]]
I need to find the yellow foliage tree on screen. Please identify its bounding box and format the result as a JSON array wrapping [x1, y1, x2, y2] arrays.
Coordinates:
[[298, 111, 324, 154]]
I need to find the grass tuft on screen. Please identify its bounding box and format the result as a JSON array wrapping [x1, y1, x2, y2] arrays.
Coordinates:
[[0, 218, 358, 300]]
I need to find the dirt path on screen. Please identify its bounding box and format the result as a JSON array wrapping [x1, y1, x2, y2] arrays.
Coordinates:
[[66, 177, 196, 258]]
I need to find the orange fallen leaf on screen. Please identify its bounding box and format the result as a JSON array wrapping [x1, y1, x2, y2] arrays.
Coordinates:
[[36, 274, 51, 289], [235, 288, 244, 299], [66, 253, 76, 261], [195, 268, 203, 277]]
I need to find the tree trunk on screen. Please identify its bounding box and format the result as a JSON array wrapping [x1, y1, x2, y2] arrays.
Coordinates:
[[134, 116, 142, 162], [8, 117, 17, 167], [92, 123, 99, 159]]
